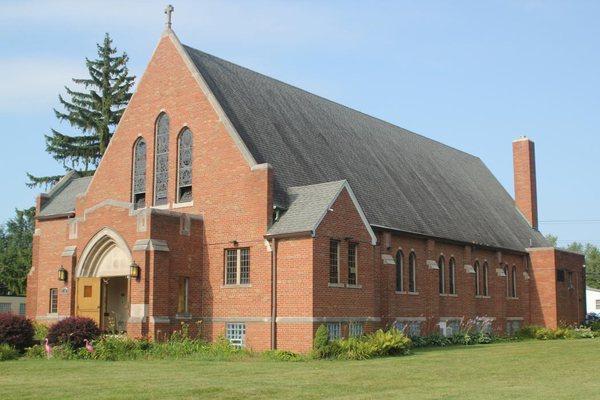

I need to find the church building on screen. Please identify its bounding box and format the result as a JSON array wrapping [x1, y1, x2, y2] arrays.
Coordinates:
[[26, 14, 585, 353]]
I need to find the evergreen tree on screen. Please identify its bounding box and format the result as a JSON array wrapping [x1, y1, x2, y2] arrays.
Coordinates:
[[27, 33, 135, 188], [0, 208, 35, 295]]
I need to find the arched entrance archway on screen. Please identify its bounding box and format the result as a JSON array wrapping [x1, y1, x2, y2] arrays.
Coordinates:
[[75, 228, 132, 332]]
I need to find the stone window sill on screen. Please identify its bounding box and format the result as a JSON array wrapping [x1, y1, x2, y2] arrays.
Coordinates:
[[328, 283, 344, 288], [440, 293, 458, 297], [173, 201, 194, 209], [345, 284, 362, 289], [506, 297, 519, 300], [176, 313, 192, 320], [408, 291, 419, 296], [221, 284, 252, 289], [152, 204, 170, 210], [395, 291, 407, 295], [475, 295, 491, 299]]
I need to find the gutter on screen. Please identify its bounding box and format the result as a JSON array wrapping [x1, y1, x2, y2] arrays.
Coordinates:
[[36, 212, 75, 221]]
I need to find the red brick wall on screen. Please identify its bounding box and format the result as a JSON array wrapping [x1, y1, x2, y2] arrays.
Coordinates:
[[513, 138, 538, 229]]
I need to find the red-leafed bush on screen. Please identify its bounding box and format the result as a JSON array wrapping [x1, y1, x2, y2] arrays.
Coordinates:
[[47, 317, 100, 348], [0, 313, 34, 351]]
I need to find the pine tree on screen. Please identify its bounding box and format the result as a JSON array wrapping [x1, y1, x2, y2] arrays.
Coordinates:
[[0, 208, 35, 295], [27, 33, 135, 188]]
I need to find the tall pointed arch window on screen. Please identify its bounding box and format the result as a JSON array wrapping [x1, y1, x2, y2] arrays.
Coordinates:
[[395, 250, 404, 292], [483, 262, 489, 296], [408, 252, 417, 293], [132, 138, 147, 209], [511, 265, 517, 298], [154, 113, 170, 206], [438, 256, 446, 294], [474, 261, 481, 296], [177, 128, 193, 203], [448, 257, 456, 295]]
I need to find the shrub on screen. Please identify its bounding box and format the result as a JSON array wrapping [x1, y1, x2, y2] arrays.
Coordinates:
[[313, 324, 330, 358], [0, 313, 34, 351], [516, 326, 542, 339], [588, 321, 600, 332], [572, 327, 595, 339], [262, 350, 304, 361], [47, 317, 100, 348], [25, 344, 46, 359], [0, 344, 20, 361], [323, 328, 411, 360], [533, 328, 557, 340], [33, 322, 49, 343]]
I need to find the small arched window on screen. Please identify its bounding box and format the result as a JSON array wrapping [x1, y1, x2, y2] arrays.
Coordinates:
[[395, 250, 404, 292], [511, 265, 517, 298], [132, 138, 147, 209], [504, 265, 510, 297], [474, 261, 481, 296], [438, 256, 445, 294], [154, 113, 170, 206], [448, 258, 456, 295], [177, 128, 193, 203], [483, 262, 489, 296], [409, 252, 417, 293]]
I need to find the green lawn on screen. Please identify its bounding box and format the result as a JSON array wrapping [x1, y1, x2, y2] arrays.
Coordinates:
[[1, 339, 599, 399]]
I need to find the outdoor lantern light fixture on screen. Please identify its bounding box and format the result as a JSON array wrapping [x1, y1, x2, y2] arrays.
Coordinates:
[[130, 261, 140, 279], [58, 266, 68, 282]]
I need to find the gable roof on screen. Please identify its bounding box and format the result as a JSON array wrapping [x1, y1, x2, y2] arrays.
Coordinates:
[[38, 172, 92, 218], [267, 180, 377, 245], [184, 44, 548, 252]]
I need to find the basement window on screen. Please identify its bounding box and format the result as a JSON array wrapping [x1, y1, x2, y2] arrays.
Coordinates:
[[327, 322, 342, 340], [226, 323, 246, 348]]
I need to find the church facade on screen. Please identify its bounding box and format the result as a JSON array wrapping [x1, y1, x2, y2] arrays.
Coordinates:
[[26, 26, 585, 353]]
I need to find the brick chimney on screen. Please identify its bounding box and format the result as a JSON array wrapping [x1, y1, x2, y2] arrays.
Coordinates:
[[513, 136, 538, 230]]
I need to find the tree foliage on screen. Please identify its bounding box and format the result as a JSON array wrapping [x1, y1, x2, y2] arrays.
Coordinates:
[[27, 33, 135, 188], [0, 208, 35, 296]]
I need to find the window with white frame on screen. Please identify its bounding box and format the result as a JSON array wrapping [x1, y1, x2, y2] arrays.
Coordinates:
[[596, 299, 600, 310], [446, 320, 461, 336], [505, 320, 522, 336], [18, 303, 25, 316], [395, 320, 422, 337], [327, 322, 342, 340], [348, 242, 358, 285], [0, 303, 10, 313], [511, 266, 518, 297], [226, 323, 246, 348], [224, 248, 250, 285], [329, 240, 340, 284], [49, 288, 58, 314], [568, 271, 574, 289], [348, 322, 364, 337]]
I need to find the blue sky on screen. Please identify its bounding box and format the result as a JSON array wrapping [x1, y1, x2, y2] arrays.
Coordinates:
[[0, 0, 598, 246]]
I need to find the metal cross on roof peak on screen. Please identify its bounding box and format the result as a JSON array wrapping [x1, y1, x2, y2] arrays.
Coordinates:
[[164, 4, 174, 29]]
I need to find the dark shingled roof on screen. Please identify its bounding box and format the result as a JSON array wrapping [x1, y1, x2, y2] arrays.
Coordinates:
[[39, 173, 92, 217], [184, 45, 548, 252]]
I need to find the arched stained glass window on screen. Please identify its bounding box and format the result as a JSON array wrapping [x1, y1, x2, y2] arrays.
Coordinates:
[[395, 250, 404, 292], [132, 138, 147, 209], [409, 252, 417, 293], [177, 128, 193, 203], [438, 256, 445, 294], [448, 258, 456, 295], [154, 113, 170, 206]]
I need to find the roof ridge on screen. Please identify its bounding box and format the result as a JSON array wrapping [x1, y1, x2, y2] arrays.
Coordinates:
[[182, 44, 478, 160]]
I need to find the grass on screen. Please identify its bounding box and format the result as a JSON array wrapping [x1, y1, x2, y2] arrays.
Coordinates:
[[1, 339, 599, 399]]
